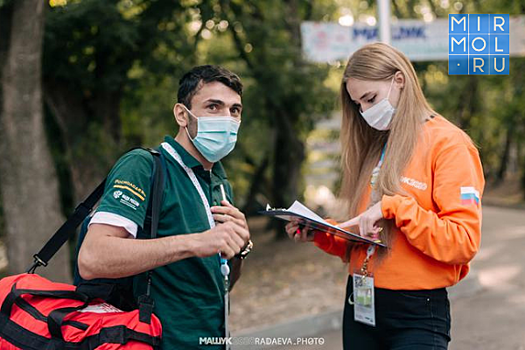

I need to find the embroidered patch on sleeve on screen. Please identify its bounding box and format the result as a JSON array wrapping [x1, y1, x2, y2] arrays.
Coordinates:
[[460, 186, 480, 206], [112, 190, 140, 210], [112, 179, 146, 201]]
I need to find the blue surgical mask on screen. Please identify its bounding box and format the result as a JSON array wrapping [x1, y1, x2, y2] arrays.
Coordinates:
[[360, 78, 396, 131], [183, 106, 240, 163]]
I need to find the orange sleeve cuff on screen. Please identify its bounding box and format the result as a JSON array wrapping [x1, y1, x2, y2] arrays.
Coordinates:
[[313, 217, 338, 247], [313, 231, 331, 250], [381, 194, 403, 219]]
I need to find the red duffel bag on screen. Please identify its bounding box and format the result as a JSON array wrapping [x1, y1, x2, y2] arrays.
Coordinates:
[[0, 273, 162, 349]]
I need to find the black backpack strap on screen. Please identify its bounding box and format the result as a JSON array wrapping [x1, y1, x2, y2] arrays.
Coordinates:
[[138, 148, 165, 324], [28, 180, 106, 273], [27, 147, 165, 274], [141, 148, 165, 242], [146, 149, 163, 242]]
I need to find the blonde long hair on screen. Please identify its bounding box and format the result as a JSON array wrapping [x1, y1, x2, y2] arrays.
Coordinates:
[[340, 43, 436, 253]]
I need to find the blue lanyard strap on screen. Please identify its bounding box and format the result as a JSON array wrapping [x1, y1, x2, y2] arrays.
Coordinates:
[[378, 144, 387, 167], [370, 144, 387, 187], [366, 143, 387, 262]]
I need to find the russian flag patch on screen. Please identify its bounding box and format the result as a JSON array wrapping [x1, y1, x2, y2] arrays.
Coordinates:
[[460, 187, 480, 206]]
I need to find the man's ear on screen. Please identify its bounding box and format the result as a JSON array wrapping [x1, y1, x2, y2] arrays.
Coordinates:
[[173, 103, 188, 128]]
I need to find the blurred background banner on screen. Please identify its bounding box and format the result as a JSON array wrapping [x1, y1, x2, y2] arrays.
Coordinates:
[[301, 16, 525, 63]]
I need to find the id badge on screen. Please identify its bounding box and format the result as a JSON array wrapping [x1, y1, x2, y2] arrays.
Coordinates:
[[351, 272, 375, 327]]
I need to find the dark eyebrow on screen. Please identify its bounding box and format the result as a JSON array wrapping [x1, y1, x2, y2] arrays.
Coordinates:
[[205, 99, 242, 110], [205, 99, 226, 106], [352, 91, 373, 104]]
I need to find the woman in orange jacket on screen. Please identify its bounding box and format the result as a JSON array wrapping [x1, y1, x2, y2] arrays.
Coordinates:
[[286, 43, 484, 349]]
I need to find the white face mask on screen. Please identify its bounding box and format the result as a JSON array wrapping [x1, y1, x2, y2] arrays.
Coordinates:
[[360, 78, 396, 131], [183, 105, 240, 163]]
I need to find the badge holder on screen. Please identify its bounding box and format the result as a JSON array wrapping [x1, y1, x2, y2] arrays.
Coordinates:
[[348, 245, 376, 327]]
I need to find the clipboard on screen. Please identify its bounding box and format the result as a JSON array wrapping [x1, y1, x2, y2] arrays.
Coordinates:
[[259, 201, 387, 248]]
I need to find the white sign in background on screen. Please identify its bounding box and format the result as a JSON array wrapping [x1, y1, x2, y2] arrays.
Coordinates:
[[301, 16, 525, 62]]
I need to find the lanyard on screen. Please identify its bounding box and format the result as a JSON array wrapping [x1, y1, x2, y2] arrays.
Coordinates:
[[161, 142, 231, 342], [161, 142, 229, 266], [370, 144, 387, 188], [362, 144, 388, 272], [161, 142, 216, 229], [378, 145, 387, 167]]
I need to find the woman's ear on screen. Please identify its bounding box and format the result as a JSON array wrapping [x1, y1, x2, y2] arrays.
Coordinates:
[[173, 103, 188, 128], [394, 71, 405, 90]]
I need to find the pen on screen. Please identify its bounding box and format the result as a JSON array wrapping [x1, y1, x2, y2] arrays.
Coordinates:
[[220, 184, 228, 204]]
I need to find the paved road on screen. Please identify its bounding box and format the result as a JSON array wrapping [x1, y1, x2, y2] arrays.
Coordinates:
[[269, 205, 525, 350]]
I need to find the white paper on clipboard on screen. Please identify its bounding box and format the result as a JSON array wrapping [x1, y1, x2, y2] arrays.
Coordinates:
[[261, 201, 386, 248]]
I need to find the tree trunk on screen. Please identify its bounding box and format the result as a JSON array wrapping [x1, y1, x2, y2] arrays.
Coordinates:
[[272, 108, 305, 239], [272, 0, 306, 239], [522, 170, 525, 201], [242, 155, 270, 216], [0, 0, 70, 281], [43, 81, 119, 203], [458, 76, 478, 131], [496, 126, 512, 184]]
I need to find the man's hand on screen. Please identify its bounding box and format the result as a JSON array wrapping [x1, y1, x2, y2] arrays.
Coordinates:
[[211, 200, 249, 232], [190, 221, 248, 259], [338, 201, 383, 239], [211, 200, 251, 250], [190, 201, 250, 260], [211, 201, 251, 289]]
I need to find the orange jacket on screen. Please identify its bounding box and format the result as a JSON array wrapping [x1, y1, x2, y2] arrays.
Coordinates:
[[314, 115, 485, 290]]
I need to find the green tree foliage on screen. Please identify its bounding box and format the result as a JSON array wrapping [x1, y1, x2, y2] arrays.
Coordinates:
[[43, 0, 216, 203]]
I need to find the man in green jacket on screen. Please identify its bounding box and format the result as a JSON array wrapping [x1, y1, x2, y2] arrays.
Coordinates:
[[78, 65, 251, 349]]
